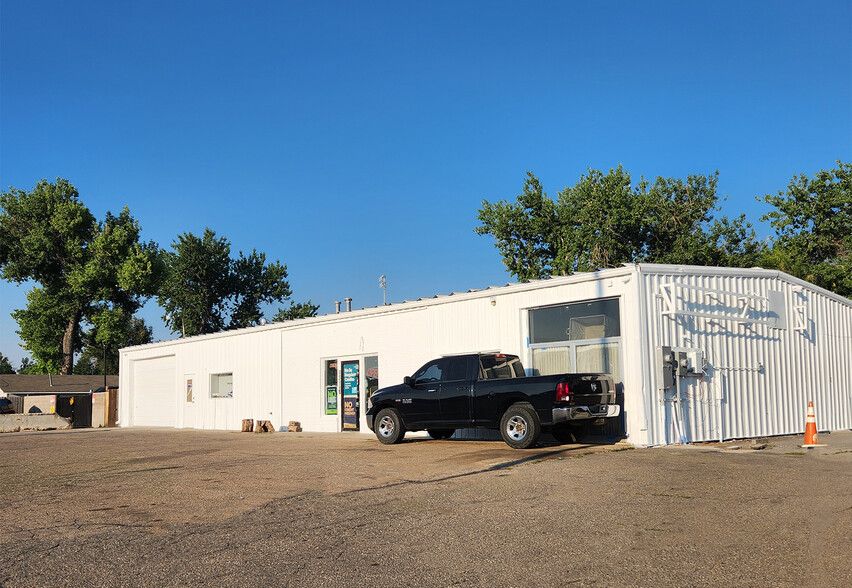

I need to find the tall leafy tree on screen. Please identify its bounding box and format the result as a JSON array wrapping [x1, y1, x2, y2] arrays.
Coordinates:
[[761, 161, 851, 297], [0, 179, 161, 373], [74, 317, 153, 375], [477, 166, 762, 281], [475, 173, 559, 281], [230, 250, 291, 328], [273, 301, 320, 322], [0, 353, 15, 374], [643, 173, 762, 267], [552, 165, 647, 273], [10, 286, 73, 373], [158, 228, 303, 336], [158, 229, 233, 336], [17, 357, 36, 374]]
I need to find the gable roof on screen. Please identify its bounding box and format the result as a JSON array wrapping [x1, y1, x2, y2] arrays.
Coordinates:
[[0, 375, 119, 395]]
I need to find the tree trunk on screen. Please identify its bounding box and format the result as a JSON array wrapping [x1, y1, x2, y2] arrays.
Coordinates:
[[60, 311, 81, 375]]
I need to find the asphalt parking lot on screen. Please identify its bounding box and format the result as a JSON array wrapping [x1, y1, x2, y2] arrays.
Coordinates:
[[2, 428, 851, 587]]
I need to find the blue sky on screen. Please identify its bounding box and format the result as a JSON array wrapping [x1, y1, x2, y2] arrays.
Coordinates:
[[1, 1, 851, 367]]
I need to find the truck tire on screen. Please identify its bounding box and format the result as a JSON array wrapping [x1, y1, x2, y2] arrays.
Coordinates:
[[500, 403, 541, 449], [375, 408, 406, 444], [551, 423, 589, 444], [427, 429, 455, 440]]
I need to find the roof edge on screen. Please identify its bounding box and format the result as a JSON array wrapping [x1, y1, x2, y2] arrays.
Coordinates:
[[634, 263, 852, 308], [120, 266, 636, 353]]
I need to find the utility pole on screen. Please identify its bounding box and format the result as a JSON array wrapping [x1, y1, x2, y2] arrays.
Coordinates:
[[379, 275, 387, 305]]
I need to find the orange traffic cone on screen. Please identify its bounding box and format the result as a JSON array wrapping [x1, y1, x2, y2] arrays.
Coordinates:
[[801, 401, 826, 448]]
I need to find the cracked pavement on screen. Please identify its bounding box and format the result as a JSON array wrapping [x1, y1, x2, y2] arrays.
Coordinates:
[[1, 428, 851, 587]]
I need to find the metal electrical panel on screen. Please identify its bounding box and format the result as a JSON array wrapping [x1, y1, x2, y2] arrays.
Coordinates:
[[675, 351, 689, 376], [656, 346, 674, 390], [674, 349, 705, 377], [687, 350, 704, 374]]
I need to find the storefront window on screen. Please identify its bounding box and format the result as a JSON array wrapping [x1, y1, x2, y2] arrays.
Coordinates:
[[576, 342, 620, 375], [530, 298, 620, 344], [364, 356, 379, 402], [325, 360, 338, 415], [531, 347, 573, 376], [529, 298, 622, 379]]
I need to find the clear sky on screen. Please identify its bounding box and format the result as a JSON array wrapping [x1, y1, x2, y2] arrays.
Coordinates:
[[1, 1, 851, 367]]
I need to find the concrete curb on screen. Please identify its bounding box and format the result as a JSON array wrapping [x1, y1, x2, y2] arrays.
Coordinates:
[[0, 413, 72, 433]]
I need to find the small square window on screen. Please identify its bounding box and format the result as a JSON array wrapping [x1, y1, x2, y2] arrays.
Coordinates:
[[211, 373, 233, 398]]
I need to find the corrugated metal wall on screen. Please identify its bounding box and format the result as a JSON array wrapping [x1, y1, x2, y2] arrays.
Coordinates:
[[637, 267, 852, 445]]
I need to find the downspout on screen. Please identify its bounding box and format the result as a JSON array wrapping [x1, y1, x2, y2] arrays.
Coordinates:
[[279, 331, 285, 432], [674, 369, 687, 445], [635, 264, 656, 446]]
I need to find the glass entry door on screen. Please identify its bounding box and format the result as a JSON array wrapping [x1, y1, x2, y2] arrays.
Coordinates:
[[341, 360, 360, 431]]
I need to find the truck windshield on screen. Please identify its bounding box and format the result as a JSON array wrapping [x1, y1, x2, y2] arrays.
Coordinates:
[[479, 355, 525, 380]]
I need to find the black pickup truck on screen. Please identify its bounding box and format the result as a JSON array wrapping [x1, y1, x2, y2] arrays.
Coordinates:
[[365, 353, 619, 449]]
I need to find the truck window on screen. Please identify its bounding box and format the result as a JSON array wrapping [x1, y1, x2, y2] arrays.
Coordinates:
[[479, 355, 525, 380], [413, 359, 444, 384], [445, 356, 471, 381]]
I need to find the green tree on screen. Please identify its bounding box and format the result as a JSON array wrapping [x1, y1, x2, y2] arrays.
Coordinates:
[[475, 173, 560, 281], [477, 166, 762, 281], [551, 165, 647, 274], [642, 173, 762, 267], [157, 228, 299, 336], [158, 229, 232, 336], [11, 286, 72, 373], [17, 357, 36, 374], [273, 301, 320, 322], [0, 353, 15, 374], [74, 317, 153, 375], [761, 161, 851, 297], [230, 250, 291, 328], [0, 179, 162, 373]]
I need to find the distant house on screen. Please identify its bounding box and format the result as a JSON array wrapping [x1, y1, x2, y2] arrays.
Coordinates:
[[0, 375, 119, 427]]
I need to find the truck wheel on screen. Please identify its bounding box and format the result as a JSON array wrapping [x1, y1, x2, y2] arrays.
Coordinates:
[[552, 423, 589, 444], [500, 403, 541, 449], [427, 429, 455, 440], [375, 408, 406, 444]]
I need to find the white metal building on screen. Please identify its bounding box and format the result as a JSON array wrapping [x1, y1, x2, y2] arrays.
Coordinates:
[[119, 264, 852, 446]]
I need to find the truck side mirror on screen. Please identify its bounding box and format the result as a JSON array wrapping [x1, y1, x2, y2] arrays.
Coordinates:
[[404, 376, 414, 388]]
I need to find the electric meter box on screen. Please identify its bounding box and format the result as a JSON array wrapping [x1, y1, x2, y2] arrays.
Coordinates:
[[656, 346, 674, 390]]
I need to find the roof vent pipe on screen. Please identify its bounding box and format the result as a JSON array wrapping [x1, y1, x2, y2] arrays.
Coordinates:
[[344, 298, 352, 312], [334, 301, 341, 313]]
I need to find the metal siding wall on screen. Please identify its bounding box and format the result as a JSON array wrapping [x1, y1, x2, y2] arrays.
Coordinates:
[[639, 269, 852, 445], [281, 310, 432, 433], [161, 329, 279, 431]]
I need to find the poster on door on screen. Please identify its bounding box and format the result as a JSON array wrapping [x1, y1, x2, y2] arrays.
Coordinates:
[[325, 386, 337, 415], [342, 361, 359, 430]]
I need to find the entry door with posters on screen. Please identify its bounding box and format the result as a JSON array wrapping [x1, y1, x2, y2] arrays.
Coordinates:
[[342, 360, 360, 430]]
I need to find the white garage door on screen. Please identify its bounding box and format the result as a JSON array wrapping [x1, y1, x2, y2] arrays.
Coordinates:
[[133, 356, 176, 427]]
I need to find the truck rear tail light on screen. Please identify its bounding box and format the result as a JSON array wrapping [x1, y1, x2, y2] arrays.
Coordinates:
[[555, 382, 571, 403]]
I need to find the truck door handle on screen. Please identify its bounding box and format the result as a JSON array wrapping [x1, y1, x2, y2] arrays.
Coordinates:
[[457, 386, 467, 391], [427, 389, 437, 393]]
